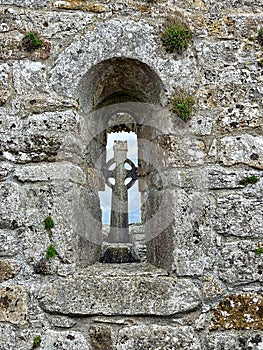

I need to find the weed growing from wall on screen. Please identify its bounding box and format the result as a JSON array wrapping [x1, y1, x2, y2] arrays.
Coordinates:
[[170, 91, 194, 121], [239, 175, 259, 186], [258, 28, 263, 46], [22, 32, 43, 51], [44, 216, 54, 230], [255, 245, 263, 255], [46, 244, 57, 259], [161, 18, 192, 54], [32, 336, 41, 348]]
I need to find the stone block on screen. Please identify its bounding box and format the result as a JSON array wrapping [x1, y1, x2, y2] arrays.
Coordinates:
[[0, 229, 20, 256], [146, 188, 216, 275], [0, 324, 19, 350], [0, 259, 20, 282], [0, 0, 48, 7], [0, 286, 28, 325], [205, 332, 263, 350], [0, 130, 62, 163], [218, 241, 263, 284], [40, 264, 201, 316], [13, 61, 49, 95], [214, 190, 262, 238], [13, 162, 85, 184], [0, 182, 24, 229], [40, 330, 91, 350], [216, 105, 262, 132], [116, 325, 201, 350], [156, 135, 206, 167], [217, 135, 263, 169], [211, 293, 263, 330], [16, 10, 94, 41]]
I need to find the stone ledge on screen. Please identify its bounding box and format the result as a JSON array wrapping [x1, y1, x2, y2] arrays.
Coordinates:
[[39, 264, 201, 316]]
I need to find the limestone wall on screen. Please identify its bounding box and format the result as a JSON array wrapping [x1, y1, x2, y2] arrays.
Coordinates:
[[0, 1, 262, 349]]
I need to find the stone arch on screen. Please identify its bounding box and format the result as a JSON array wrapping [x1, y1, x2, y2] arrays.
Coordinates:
[[79, 57, 165, 113]]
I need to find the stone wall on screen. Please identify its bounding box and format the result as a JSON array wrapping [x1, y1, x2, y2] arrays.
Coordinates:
[[0, 1, 262, 349]]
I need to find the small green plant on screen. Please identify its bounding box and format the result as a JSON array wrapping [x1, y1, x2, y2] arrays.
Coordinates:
[[239, 175, 259, 186], [161, 19, 192, 53], [257, 59, 263, 67], [33, 335, 41, 348], [170, 94, 194, 120], [44, 216, 54, 230], [22, 31, 43, 51], [46, 244, 57, 259], [255, 245, 263, 256], [248, 36, 255, 41], [258, 28, 263, 46]]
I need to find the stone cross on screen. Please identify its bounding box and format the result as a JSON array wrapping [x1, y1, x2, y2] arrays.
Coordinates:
[[104, 140, 138, 243]]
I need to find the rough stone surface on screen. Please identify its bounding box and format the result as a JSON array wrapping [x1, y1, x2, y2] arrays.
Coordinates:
[[218, 241, 263, 284], [206, 332, 263, 350], [40, 264, 201, 316], [0, 0, 262, 347], [115, 325, 201, 350], [0, 286, 28, 325], [211, 293, 263, 330], [39, 330, 91, 350], [0, 259, 20, 282], [213, 187, 262, 238], [217, 135, 263, 169]]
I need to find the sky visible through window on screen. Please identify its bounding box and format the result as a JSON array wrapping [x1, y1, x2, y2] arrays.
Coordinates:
[[99, 132, 141, 225]]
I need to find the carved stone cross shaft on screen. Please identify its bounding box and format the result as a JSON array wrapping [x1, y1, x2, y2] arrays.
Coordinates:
[[104, 140, 138, 243]]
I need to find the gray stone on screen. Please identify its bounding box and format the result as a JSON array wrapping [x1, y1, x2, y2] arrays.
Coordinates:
[[0, 0, 48, 8], [0, 229, 21, 256], [115, 325, 201, 350], [218, 241, 263, 284], [39, 330, 91, 350], [217, 135, 263, 169], [0, 324, 19, 350], [40, 264, 201, 316], [214, 189, 262, 238], [205, 332, 263, 350], [147, 188, 216, 275], [13, 162, 85, 184]]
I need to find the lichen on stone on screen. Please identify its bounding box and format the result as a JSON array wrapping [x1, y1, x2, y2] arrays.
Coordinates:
[[211, 293, 263, 330]]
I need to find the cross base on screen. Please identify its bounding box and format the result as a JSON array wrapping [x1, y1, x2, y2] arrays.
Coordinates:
[[99, 243, 141, 264]]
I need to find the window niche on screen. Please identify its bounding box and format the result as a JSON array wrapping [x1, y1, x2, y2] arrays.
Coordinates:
[[77, 57, 174, 270]]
